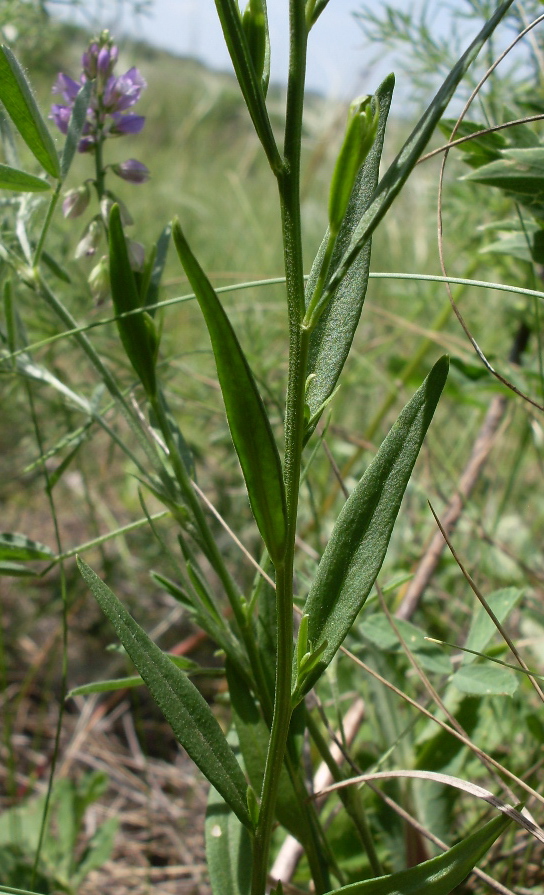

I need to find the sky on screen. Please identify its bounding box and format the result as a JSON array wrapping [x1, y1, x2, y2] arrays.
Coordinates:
[[51, 0, 410, 99]]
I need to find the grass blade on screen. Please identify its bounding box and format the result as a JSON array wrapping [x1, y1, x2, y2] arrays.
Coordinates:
[[0, 46, 60, 178], [323, 811, 511, 895], [300, 357, 448, 696], [173, 219, 287, 563], [77, 557, 252, 830]]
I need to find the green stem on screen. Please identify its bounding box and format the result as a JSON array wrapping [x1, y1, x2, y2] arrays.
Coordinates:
[[33, 182, 61, 268], [94, 133, 106, 201], [251, 6, 314, 893]]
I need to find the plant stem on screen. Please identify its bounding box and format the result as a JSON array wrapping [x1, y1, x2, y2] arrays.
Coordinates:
[[251, 5, 314, 893], [33, 182, 61, 268]]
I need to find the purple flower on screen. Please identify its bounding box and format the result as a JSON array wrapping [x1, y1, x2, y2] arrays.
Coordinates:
[[112, 159, 150, 184], [52, 73, 81, 103], [50, 32, 147, 155], [109, 113, 146, 136], [50, 103, 72, 135], [103, 67, 146, 112]]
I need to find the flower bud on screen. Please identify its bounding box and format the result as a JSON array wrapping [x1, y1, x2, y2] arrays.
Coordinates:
[[242, 0, 269, 94], [88, 256, 110, 305], [75, 218, 103, 259], [62, 184, 90, 219], [128, 240, 145, 271], [112, 158, 150, 184], [328, 95, 379, 235]]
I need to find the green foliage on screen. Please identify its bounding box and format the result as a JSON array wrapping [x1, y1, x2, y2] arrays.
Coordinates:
[[322, 811, 511, 895], [1, 3, 542, 894], [0, 45, 59, 178], [0, 772, 117, 894], [299, 357, 448, 698]]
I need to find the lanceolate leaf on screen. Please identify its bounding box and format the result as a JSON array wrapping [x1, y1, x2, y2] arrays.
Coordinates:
[[77, 557, 252, 830], [318, 0, 516, 310], [0, 46, 60, 178], [61, 80, 93, 180], [213, 0, 281, 172], [300, 357, 448, 696], [109, 204, 158, 397], [173, 220, 287, 563], [0, 164, 50, 192], [206, 786, 253, 895], [323, 811, 511, 895], [305, 74, 394, 437], [0, 532, 54, 561]]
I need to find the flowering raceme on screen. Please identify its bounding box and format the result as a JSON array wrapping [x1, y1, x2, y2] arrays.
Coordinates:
[[50, 31, 150, 301], [50, 32, 148, 165]]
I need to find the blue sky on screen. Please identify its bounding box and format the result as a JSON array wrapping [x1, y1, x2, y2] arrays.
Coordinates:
[[52, 0, 413, 99]]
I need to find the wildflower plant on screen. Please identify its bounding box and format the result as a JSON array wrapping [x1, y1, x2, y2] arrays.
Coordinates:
[[0, 2, 542, 894]]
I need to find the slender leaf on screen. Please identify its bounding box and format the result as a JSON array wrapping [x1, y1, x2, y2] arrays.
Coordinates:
[[305, 74, 394, 438], [0, 532, 54, 561], [300, 357, 448, 696], [213, 0, 281, 172], [319, 0, 516, 310], [61, 80, 92, 180], [173, 220, 287, 563], [324, 811, 511, 895], [0, 562, 38, 577], [206, 788, 252, 895], [0, 164, 50, 192], [77, 557, 252, 830], [0, 46, 60, 178], [109, 204, 158, 397]]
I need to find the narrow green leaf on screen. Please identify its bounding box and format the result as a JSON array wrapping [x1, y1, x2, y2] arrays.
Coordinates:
[[109, 204, 158, 397], [173, 220, 287, 563], [61, 80, 92, 180], [0, 163, 49, 192], [77, 557, 252, 830], [206, 788, 252, 895], [0, 532, 54, 561], [41, 250, 72, 283], [324, 811, 511, 895], [319, 0, 516, 311], [301, 357, 448, 696], [0, 562, 38, 577], [451, 664, 518, 697], [213, 0, 281, 172], [0, 46, 60, 178], [463, 147, 544, 196], [305, 74, 394, 439]]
